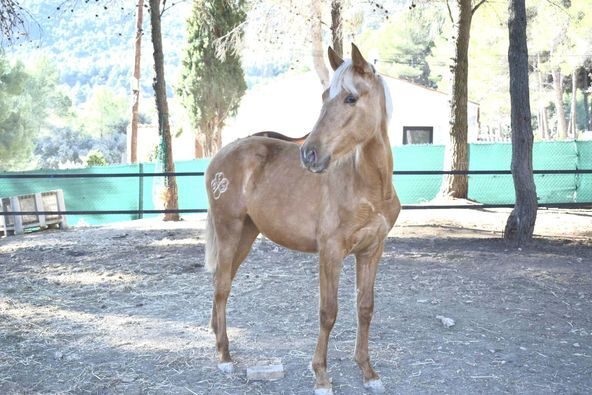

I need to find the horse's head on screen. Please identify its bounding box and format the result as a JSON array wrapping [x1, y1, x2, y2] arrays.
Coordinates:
[[300, 43, 392, 173]]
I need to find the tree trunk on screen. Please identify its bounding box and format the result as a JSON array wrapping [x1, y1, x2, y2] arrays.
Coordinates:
[[330, 0, 343, 58], [536, 53, 548, 139], [130, 0, 144, 164], [200, 122, 222, 158], [440, 0, 472, 198], [584, 89, 590, 131], [552, 68, 568, 140], [504, 0, 537, 245], [194, 135, 204, 159], [542, 107, 549, 139], [149, 0, 179, 221], [311, 0, 329, 89], [584, 67, 591, 130], [570, 69, 577, 138]]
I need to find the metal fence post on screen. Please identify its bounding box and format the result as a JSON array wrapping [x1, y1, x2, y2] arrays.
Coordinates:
[[138, 163, 144, 220]]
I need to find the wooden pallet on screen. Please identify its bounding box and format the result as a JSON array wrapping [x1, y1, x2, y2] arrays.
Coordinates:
[[1, 190, 68, 236]]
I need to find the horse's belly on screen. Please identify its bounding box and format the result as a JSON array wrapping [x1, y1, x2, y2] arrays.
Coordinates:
[[246, 175, 320, 253], [257, 219, 318, 253]]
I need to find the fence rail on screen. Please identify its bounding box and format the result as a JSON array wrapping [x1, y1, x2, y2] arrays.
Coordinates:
[[1, 169, 592, 179], [1, 169, 591, 217]]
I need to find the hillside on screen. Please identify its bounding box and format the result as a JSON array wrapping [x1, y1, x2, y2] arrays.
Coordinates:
[[8, 1, 190, 104]]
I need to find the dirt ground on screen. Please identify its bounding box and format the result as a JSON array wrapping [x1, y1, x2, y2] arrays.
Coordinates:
[[0, 208, 591, 394]]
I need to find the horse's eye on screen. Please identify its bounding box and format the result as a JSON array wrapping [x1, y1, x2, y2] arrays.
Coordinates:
[[344, 94, 357, 105]]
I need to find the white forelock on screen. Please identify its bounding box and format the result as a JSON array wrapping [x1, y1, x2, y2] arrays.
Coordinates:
[[328, 60, 393, 122]]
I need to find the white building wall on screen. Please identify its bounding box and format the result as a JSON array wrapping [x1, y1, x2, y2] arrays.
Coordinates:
[[384, 77, 480, 146], [221, 71, 480, 148]]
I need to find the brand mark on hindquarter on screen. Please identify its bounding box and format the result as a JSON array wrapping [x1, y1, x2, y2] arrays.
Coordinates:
[[211, 172, 229, 200]]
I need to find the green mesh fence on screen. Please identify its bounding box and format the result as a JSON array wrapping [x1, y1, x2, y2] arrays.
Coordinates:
[[467, 141, 581, 204], [0, 142, 590, 226], [0, 165, 141, 226], [392, 144, 444, 204], [576, 141, 592, 203], [139, 159, 210, 220]]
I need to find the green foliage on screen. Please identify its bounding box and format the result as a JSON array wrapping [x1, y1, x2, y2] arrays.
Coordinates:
[[34, 127, 93, 168], [84, 149, 108, 167], [75, 85, 128, 138], [0, 58, 33, 170], [9, 1, 189, 104], [359, 6, 446, 87], [466, 2, 511, 128], [0, 54, 69, 171], [527, 0, 592, 73], [177, 0, 247, 154], [34, 126, 125, 169]]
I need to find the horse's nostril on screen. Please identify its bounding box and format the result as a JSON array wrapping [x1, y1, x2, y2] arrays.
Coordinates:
[[307, 148, 317, 164], [301, 146, 317, 166]]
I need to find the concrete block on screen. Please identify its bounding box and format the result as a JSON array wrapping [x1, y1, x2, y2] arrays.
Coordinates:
[[246, 364, 284, 380]]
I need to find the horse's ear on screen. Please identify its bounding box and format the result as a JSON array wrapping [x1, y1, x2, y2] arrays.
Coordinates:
[[327, 46, 344, 71], [351, 43, 373, 74]]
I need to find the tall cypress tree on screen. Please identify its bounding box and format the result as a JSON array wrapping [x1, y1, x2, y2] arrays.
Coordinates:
[[178, 0, 247, 158]]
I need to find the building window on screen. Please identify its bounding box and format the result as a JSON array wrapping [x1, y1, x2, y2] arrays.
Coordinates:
[[403, 126, 434, 144]]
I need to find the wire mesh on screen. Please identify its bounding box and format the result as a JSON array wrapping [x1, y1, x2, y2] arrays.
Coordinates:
[[0, 142, 591, 226]]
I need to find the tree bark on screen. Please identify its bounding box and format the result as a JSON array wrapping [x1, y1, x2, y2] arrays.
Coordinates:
[[552, 68, 568, 140], [330, 0, 343, 58], [584, 89, 590, 131], [311, 0, 329, 89], [542, 108, 549, 139], [130, 0, 144, 164], [194, 135, 204, 159], [504, 0, 537, 244], [149, 0, 179, 221], [440, 0, 472, 198], [535, 53, 548, 140], [584, 67, 591, 131], [570, 69, 577, 138], [199, 120, 222, 158]]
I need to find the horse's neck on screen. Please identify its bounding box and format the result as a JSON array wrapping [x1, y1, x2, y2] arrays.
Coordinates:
[[361, 127, 394, 200], [335, 126, 394, 201]]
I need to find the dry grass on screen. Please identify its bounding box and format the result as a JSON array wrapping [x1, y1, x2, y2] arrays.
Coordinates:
[[0, 210, 591, 394]]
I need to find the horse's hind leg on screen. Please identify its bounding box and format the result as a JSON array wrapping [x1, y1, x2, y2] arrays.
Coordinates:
[[210, 215, 259, 372], [354, 243, 385, 393]]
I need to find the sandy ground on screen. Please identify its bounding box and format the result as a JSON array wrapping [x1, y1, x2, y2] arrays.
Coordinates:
[[0, 208, 591, 394]]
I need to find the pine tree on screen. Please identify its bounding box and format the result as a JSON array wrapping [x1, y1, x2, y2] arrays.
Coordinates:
[[177, 0, 247, 158]]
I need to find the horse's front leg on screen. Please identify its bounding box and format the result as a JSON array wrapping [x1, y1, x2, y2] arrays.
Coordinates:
[[354, 242, 385, 393], [312, 246, 344, 394]]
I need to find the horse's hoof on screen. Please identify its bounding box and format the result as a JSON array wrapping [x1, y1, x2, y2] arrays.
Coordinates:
[[313, 387, 333, 395], [363, 379, 385, 393], [217, 362, 234, 374]]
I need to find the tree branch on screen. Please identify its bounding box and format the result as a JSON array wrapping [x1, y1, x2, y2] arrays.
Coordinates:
[[446, 0, 454, 24], [1, 0, 30, 45], [471, 0, 487, 15]]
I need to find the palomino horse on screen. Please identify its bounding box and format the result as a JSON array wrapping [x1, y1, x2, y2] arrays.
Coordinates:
[[205, 44, 400, 394]]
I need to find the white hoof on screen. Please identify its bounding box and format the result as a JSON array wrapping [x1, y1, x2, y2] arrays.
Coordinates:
[[314, 387, 333, 395], [217, 362, 234, 374], [364, 379, 385, 393]]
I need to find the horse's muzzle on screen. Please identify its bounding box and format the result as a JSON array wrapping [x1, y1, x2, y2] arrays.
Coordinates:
[[300, 145, 330, 173]]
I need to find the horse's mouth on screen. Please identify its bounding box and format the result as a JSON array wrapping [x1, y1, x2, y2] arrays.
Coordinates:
[[303, 155, 331, 173]]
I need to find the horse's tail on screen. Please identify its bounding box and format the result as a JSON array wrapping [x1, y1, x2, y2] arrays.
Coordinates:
[[205, 212, 218, 273]]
